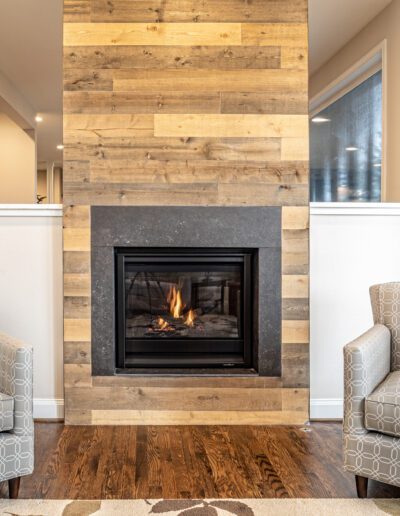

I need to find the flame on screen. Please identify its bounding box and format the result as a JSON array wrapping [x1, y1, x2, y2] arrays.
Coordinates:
[[157, 317, 169, 330], [167, 286, 184, 319], [184, 309, 196, 327]]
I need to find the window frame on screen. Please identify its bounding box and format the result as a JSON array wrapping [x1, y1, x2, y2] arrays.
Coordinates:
[[309, 40, 387, 201]]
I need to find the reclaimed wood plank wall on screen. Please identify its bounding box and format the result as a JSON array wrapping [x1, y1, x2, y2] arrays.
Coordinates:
[[63, 0, 309, 425]]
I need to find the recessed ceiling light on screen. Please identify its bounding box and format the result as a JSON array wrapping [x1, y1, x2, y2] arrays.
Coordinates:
[[345, 147, 358, 152], [35, 115, 43, 123], [57, 144, 64, 150], [311, 117, 330, 123]]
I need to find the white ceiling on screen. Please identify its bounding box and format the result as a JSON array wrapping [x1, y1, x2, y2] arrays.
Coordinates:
[[0, 0, 394, 163], [0, 0, 63, 164], [309, 0, 393, 74]]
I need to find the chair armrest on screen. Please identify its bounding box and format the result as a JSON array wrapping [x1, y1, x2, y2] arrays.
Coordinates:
[[343, 324, 390, 434], [0, 332, 33, 436]]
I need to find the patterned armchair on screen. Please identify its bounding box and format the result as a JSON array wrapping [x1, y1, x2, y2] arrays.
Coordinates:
[[344, 283, 400, 497], [0, 333, 34, 498]]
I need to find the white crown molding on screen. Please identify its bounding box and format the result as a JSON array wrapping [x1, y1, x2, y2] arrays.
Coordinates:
[[310, 202, 400, 216], [0, 204, 62, 217]]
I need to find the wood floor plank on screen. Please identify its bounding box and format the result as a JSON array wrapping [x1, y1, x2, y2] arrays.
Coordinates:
[[16, 422, 400, 499]]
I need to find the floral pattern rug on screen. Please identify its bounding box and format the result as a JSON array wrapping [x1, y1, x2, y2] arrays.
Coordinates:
[[0, 498, 399, 515]]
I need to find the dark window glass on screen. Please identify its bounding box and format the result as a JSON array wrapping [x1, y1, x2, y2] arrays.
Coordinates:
[[310, 70, 382, 202]]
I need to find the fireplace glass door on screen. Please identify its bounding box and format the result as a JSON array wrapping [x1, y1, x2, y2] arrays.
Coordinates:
[[115, 249, 253, 370]]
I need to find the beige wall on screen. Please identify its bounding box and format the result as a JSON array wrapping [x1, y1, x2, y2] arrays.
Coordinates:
[[310, 0, 400, 202], [0, 112, 36, 203]]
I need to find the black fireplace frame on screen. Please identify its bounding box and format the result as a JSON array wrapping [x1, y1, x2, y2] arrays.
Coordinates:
[[91, 206, 281, 377], [115, 248, 254, 369]]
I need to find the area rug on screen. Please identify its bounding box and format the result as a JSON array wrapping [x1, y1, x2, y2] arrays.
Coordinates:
[[0, 499, 399, 515]]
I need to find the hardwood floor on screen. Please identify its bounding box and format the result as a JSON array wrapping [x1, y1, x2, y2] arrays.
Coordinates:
[[2, 422, 400, 499]]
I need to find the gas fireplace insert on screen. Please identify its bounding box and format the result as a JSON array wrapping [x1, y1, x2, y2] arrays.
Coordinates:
[[115, 248, 254, 369]]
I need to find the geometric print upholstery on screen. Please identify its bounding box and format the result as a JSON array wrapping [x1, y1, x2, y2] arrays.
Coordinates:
[[370, 282, 400, 371], [343, 324, 391, 435], [344, 431, 400, 487], [0, 393, 13, 432], [365, 371, 400, 437], [0, 332, 33, 481]]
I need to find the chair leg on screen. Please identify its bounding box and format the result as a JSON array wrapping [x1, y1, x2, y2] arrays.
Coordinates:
[[355, 475, 368, 498], [8, 477, 21, 499]]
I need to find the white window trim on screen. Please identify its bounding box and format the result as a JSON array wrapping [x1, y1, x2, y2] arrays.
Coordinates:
[[309, 40, 388, 201]]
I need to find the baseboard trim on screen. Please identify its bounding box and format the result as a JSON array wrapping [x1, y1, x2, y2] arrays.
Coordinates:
[[33, 398, 64, 419], [310, 398, 343, 420]]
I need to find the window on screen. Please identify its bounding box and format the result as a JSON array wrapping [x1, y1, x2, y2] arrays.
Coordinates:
[[310, 70, 382, 202]]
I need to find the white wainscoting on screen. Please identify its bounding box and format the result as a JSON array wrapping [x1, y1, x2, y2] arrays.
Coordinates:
[[310, 202, 400, 419], [0, 205, 64, 419]]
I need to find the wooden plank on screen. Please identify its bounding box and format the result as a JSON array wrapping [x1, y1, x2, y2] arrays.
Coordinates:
[[282, 250, 308, 275], [221, 91, 308, 115], [282, 298, 309, 321], [64, 45, 280, 69], [64, 318, 91, 342], [281, 47, 308, 70], [64, 341, 91, 364], [282, 229, 308, 255], [64, 273, 90, 297], [66, 386, 283, 411], [64, 0, 91, 22], [93, 375, 282, 389], [281, 388, 309, 412], [282, 342, 309, 388], [282, 206, 309, 230], [217, 183, 308, 206], [64, 364, 92, 388], [64, 228, 90, 251], [281, 137, 309, 161], [64, 23, 242, 46], [65, 138, 282, 162], [89, 160, 308, 184], [63, 69, 113, 91], [91, 409, 309, 425], [282, 275, 308, 299], [63, 182, 219, 206], [64, 296, 91, 319], [63, 160, 90, 183], [64, 91, 221, 114], [113, 68, 307, 93], [64, 252, 91, 274], [282, 320, 309, 344], [154, 114, 308, 138], [90, 0, 308, 23], [64, 114, 154, 138], [242, 23, 308, 47], [63, 205, 90, 228]]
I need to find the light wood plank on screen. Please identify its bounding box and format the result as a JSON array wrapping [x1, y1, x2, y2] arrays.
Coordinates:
[[282, 206, 309, 230], [64, 228, 90, 252], [64, 114, 154, 137], [282, 275, 308, 299], [281, 137, 309, 161], [281, 388, 309, 411], [64, 23, 242, 46], [282, 320, 309, 344], [113, 68, 307, 93], [91, 409, 309, 425], [154, 114, 308, 138], [64, 273, 90, 297], [64, 318, 91, 342], [242, 23, 307, 47], [64, 364, 92, 388], [281, 47, 308, 70]]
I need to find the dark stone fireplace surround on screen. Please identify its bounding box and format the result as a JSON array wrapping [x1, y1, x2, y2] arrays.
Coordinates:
[[91, 206, 281, 376]]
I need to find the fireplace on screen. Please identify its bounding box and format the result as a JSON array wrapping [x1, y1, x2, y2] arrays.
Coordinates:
[[115, 248, 254, 369], [91, 206, 281, 377]]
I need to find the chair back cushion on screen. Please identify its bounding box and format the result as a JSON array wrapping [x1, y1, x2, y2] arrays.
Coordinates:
[[370, 283, 400, 371]]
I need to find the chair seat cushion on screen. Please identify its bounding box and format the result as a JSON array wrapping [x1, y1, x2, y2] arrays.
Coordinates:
[[0, 392, 13, 432], [365, 371, 400, 437]]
